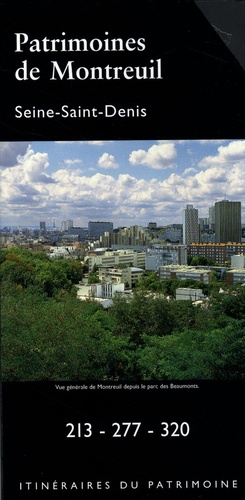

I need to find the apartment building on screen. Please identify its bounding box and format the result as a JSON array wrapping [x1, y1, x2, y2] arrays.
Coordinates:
[[175, 288, 205, 302], [98, 266, 144, 288], [159, 265, 211, 284], [76, 282, 124, 299], [88, 249, 146, 272], [226, 269, 245, 286], [100, 225, 150, 247], [215, 200, 241, 243], [189, 242, 245, 265], [145, 244, 187, 272], [182, 204, 199, 245]]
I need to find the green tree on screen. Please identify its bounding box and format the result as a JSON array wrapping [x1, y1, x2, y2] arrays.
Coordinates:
[[189, 255, 215, 266], [134, 323, 245, 380], [110, 291, 173, 344], [56, 259, 83, 284], [88, 263, 100, 284], [1, 287, 129, 381], [88, 274, 100, 284], [136, 272, 164, 292], [2, 247, 245, 382], [0, 250, 35, 288]]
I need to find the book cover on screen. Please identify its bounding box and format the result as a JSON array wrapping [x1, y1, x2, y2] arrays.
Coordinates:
[[1, 1, 245, 499]]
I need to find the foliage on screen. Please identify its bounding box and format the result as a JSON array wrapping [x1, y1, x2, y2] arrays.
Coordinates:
[[134, 324, 245, 380], [0, 248, 82, 297], [135, 272, 164, 292], [136, 273, 211, 297], [1, 285, 128, 381], [88, 264, 100, 284], [1, 248, 245, 381], [87, 274, 100, 284], [189, 255, 215, 266]]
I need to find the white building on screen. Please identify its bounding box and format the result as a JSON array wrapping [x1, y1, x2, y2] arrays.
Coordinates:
[[159, 265, 211, 284], [88, 249, 146, 272], [76, 282, 124, 299], [98, 266, 144, 288], [61, 220, 73, 231], [47, 245, 77, 258], [175, 288, 205, 302], [231, 254, 245, 269], [145, 244, 187, 272]]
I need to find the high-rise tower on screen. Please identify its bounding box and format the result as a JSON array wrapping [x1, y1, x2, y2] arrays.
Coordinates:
[[215, 200, 241, 243], [209, 206, 215, 230], [61, 220, 73, 232], [182, 204, 199, 245]]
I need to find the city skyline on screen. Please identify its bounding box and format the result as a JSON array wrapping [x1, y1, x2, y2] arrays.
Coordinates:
[[1, 139, 245, 228]]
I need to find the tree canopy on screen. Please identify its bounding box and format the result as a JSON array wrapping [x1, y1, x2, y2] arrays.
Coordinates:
[[1, 247, 245, 381]]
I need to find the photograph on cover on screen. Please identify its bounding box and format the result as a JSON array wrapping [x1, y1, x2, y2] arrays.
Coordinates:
[[1, 139, 245, 381]]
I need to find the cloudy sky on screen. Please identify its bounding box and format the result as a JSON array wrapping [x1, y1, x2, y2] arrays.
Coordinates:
[[1, 139, 244, 228]]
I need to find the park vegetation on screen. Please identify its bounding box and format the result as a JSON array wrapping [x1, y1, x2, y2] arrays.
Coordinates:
[[1, 247, 245, 381]]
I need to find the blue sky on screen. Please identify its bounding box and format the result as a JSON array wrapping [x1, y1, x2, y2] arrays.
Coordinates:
[[1, 139, 244, 228]]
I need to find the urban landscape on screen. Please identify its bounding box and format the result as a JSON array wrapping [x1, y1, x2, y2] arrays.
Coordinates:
[[1, 140, 245, 381], [1, 201, 245, 382]]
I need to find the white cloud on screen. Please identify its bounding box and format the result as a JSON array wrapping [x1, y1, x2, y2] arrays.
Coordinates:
[[88, 141, 112, 146], [1, 147, 54, 189], [129, 143, 177, 169], [184, 167, 198, 174], [1, 140, 245, 226], [198, 140, 245, 168], [199, 140, 227, 145], [64, 159, 83, 166], [17, 146, 54, 184], [55, 141, 111, 146], [97, 152, 119, 169]]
